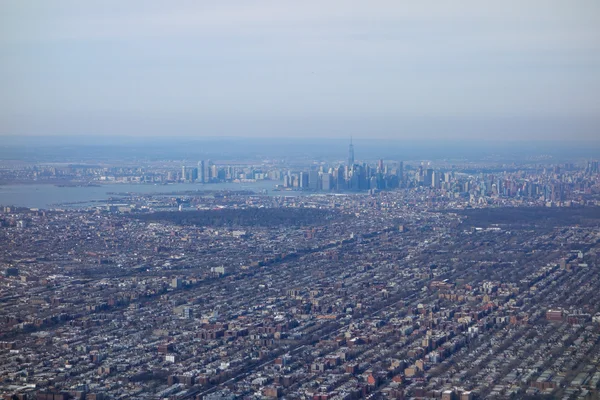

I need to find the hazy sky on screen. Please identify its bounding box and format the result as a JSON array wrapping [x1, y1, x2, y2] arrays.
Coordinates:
[[1, 1, 599, 140]]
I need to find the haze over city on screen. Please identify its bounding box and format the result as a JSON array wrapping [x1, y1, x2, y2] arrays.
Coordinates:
[[2, 1, 600, 140]]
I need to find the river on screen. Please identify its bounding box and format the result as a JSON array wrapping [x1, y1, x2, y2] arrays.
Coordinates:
[[0, 181, 304, 209]]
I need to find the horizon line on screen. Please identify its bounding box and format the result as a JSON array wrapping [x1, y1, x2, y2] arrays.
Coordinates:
[[1, 134, 600, 143]]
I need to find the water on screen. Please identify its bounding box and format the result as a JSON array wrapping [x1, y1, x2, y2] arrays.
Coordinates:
[[0, 181, 302, 209]]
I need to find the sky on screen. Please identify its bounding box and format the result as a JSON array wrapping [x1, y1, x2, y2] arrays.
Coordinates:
[[1, 1, 599, 140]]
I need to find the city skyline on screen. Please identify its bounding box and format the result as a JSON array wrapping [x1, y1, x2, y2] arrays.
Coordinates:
[[2, 146, 600, 399]]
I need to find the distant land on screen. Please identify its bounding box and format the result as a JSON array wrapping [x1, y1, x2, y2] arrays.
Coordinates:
[[1, 136, 599, 163]]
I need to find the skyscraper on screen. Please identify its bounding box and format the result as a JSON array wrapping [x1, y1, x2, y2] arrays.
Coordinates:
[[335, 167, 345, 191], [398, 161, 404, 183], [299, 172, 309, 188], [321, 172, 332, 191], [198, 160, 206, 183], [426, 168, 434, 188], [348, 138, 355, 167], [308, 170, 320, 190], [431, 170, 440, 189]]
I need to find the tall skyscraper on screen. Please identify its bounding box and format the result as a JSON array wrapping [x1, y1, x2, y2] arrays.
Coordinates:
[[398, 161, 404, 182], [308, 170, 320, 190], [204, 160, 212, 183], [431, 171, 440, 189], [321, 172, 332, 191], [300, 172, 309, 188], [335, 167, 345, 191], [426, 168, 434, 187], [198, 160, 206, 183], [348, 138, 355, 167]]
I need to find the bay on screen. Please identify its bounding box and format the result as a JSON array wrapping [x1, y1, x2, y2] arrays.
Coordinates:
[[0, 181, 302, 209]]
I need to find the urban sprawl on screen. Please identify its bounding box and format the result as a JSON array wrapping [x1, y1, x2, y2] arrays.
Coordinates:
[[1, 144, 600, 400]]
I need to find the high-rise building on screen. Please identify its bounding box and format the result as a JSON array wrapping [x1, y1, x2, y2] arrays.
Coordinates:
[[425, 168, 433, 187], [189, 167, 198, 182], [417, 165, 424, 185], [370, 175, 378, 190], [335, 167, 345, 191], [321, 173, 332, 191], [348, 138, 355, 167], [299, 172, 309, 188], [356, 165, 368, 190], [205, 160, 212, 182], [198, 160, 206, 183], [431, 171, 441, 189], [308, 170, 320, 190], [398, 161, 404, 183]]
